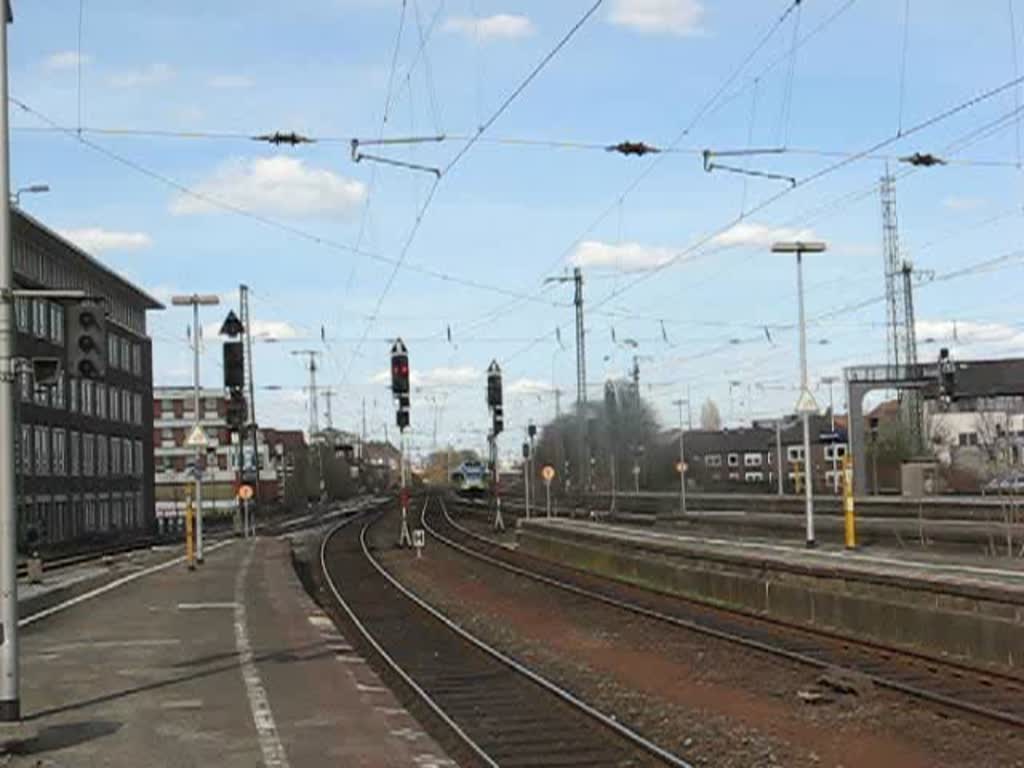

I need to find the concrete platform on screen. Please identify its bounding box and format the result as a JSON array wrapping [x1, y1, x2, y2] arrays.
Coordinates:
[[517, 518, 1024, 671], [9, 535, 454, 767]]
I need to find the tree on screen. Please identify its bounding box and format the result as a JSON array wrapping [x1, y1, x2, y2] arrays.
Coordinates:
[[700, 398, 722, 430]]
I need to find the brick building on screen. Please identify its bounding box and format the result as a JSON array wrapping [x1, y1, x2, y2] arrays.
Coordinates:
[[152, 386, 279, 525], [12, 209, 162, 547]]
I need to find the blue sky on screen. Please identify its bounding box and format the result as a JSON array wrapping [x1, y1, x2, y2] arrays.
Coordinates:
[[8, 0, 1024, 459]]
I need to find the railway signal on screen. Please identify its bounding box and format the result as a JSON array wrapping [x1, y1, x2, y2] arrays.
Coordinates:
[[67, 299, 107, 379], [486, 360, 505, 531], [391, 339, 413, 548]]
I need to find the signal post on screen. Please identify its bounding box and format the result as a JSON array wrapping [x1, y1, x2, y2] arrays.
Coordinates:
[[391, 339, 412, 547], [487, 361, 505, 531]]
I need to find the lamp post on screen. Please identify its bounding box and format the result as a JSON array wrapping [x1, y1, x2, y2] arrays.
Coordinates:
[[10, 183, 48, 206], [672, 398, 688, 515], [170, 293, 221, 563], [771, 240, 827, 548]]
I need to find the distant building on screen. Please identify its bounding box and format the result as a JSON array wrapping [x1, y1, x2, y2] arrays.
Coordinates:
[[12, 209, 162, 548], [152, 387, 277, 525], [261, 428, 310, 509], [659, 411, 848, 494]]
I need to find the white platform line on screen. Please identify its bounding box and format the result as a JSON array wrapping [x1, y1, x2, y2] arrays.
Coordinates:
[[234, 542, 291, 768], [20, 540, 233, 627]]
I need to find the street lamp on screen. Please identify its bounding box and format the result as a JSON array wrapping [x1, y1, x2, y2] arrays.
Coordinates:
[[771, 240, 827, 548], [672, 398, 688, 515], [171, 293, 221, 564], [10, 183, 49, 206]]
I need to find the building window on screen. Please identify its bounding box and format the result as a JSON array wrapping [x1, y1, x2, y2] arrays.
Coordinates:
[[98, 383, 109, 420], [744, 471, 764, 482], [96, 435, 108, 477], [49, 303, 64, 346], [727, 453, 740, 467], [111, 437, 122, 475], [109, 386, 120, 422], [53, 429, 67, 475], [51, 374, 65, 410], [124, 439, 134, 476], [32, 299, 48, 338], [70, 431, 80, 477], [134, 393, 143, 425], [824, 444, 848, 461], [134, 440, 143, 477], [83, 434, 95, 476], [787, 445, 806, 463], [35, 427, 49, 475], [120, 338, 130, 372], [33, 379, 49, 407], [743, 453, 762, 467], [123, 390, 132, 423], [69, 377, 79, 413], [20, 425, 31, 475], [958, 432, 980, 447], [81, 380, 93, 416], [15, 296, 29, 331], [108, 334, 119, 369], [131, 344, 142, 375], [161, 427, 173, 444], [705, 454, 722, 467], [19, 368, 32, 402]]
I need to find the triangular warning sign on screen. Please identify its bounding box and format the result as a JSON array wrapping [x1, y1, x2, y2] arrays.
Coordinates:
[[794, 388, 819, 415], [185, 425, 209, 447]]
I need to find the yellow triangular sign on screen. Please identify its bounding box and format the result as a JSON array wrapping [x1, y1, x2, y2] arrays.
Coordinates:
[[185, 425, 209, 447]]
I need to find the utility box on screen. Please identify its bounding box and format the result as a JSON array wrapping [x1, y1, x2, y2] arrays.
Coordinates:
[[901, 460, 943, 497]]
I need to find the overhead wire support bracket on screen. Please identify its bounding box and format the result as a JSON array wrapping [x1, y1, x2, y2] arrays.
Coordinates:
[[350, 137, 443, 178], [606, 141, 661, 157], [702, 147, 796, 187], [252, 131, 316, 146]]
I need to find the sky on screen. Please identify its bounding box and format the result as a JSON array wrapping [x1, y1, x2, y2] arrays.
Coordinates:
[[8, 0, 1024, 460]]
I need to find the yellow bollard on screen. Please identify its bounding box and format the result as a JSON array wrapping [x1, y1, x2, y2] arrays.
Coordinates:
[[842, 454, 857, 549], [185, 496, 196, 571]]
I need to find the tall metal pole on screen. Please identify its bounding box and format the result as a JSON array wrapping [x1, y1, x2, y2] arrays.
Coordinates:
[[574, 267, 589, 498], [192, 301, 205, 563], [775, 418, 784, 496], [240, 285, 260, 506], [0, 5, 20, 721], [796, 251, 815, 547]]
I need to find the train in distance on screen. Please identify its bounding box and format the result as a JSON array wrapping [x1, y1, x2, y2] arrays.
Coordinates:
[[450, 459, 488, 496]]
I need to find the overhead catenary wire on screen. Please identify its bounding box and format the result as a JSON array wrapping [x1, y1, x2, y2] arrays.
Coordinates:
[[339, 0, 607, 386], [8, 98, 574, 311]]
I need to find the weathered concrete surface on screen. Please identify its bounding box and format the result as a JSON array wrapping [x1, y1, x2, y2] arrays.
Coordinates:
[[11, 536, 454, 767], [517, 519, 1024, 670]]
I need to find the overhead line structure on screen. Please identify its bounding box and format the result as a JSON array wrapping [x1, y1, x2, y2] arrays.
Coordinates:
[[583, 72, 1024, 319], [338, 0, 606, 386], [437, 0, 862, 346], [9, 98, 572, 310]]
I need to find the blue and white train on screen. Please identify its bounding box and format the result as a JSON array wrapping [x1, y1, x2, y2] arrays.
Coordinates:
[[450, 460, 488, 496]]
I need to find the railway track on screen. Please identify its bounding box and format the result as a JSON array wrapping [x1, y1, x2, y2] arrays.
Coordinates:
[[319, 500, 694, 768], [435, 495, 1024, 730]]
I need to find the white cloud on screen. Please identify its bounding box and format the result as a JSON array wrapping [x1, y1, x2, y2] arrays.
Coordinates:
[[43, 50, 90, 71], [371, 366, 480, 389], [107, 63, 175, 88], [571, 240, 677, 272], [609, 0, 705, 36], [941, 196, 987, 212], [250, 320, 301, 340], [444, 14, 536, 41], [711, 222, 818, 249], [57, 227, 152, 254], [208, 74, 253, 89], [507, 378, 553, 396], [916, 320, 1024, 351], [170, 156, 367, 217]]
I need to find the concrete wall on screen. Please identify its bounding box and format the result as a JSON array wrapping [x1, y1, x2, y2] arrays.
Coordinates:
[[517, 524, 1024, 670]]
